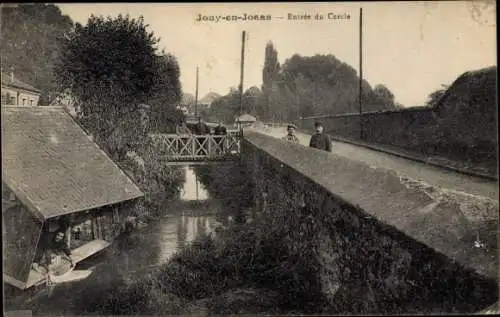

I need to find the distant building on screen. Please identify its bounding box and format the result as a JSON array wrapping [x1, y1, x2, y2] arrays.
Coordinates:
[[2, 106, 144, 290], [1, 71, 41, 106], [235, 113, 257, 129], [180, 92, 222, 117]]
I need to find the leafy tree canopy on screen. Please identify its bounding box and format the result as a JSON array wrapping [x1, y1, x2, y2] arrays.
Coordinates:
[[55, 13, 182, 158]]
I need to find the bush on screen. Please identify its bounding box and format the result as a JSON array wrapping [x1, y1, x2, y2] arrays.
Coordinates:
[[152, 204, 325, 312]]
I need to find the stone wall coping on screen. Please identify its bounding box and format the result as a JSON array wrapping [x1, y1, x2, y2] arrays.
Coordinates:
[[300, 106, 433, 120], [242, 130, 498, 281]]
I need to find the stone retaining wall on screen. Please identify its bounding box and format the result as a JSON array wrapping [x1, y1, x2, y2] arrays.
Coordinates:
[[298, 67, 497, 176], [240, 131, 498, 314]]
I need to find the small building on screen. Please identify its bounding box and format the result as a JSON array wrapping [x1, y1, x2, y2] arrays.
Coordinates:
[[2, 106, 145, 290], [235, 114, 257, 129], [1, 71, 41, 107]]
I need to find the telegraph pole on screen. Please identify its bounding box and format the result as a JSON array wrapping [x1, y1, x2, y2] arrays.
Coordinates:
[[239, 30, 246, 116], [359, 7, 363, 139], [195, 66, 199, 118]]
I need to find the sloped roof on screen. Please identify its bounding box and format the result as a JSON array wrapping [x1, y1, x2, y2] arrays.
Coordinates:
[[1, 106, 144, 220], [1, 73, 41, 94], [237, 114, 257, 122], [181, 93, 195, 104]]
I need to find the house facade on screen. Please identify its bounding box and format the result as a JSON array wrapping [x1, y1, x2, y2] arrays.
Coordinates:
[[1, 72, 41, 106], [2, 106, 145, 290]]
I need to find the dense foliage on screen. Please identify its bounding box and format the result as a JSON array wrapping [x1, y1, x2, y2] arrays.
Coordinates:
[[0, 4, 74, 105], [54, 14, 183, 159], [193, 162, 255, 223], [425, 84, 450, 107], [205, 41, 400, 123]]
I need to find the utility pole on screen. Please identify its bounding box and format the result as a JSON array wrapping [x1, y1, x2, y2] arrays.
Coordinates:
[[195, 66, 199, 118], [239, 30, 246, 117], [359, 7, 363, 139]]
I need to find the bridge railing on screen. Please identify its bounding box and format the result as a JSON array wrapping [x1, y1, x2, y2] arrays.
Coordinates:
[[150, 133, 241, 161]]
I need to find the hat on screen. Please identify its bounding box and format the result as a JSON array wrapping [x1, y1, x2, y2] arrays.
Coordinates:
[[287, 123, 297, 129], [314, 121, 323, 127]]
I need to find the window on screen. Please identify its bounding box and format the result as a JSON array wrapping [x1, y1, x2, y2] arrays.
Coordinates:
[[30, 100, 33, 106], [22, 98, 26, 106]]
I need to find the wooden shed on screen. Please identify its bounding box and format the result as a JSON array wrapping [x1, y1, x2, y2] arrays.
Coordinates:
[[2, 106, 145, 290], [235, 114, 257, 130]]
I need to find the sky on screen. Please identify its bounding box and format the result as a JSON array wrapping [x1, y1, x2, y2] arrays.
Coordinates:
[[57, 1, 496, 107]]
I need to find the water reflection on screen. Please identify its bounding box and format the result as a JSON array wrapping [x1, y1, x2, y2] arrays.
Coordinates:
[[180, 166, 209, 201]]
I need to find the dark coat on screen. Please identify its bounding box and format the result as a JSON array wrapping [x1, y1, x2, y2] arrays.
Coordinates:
[[195, 122, 210, 135], [214, 125, 227, 135], [309, 133, 332, 152]]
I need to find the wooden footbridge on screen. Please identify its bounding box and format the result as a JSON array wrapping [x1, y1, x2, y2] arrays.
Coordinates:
[[150, 130, 242, 163]]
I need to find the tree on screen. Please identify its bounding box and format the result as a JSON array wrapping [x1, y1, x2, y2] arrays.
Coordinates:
[[207, 88, 241, 123], [261, 42, 280, 119], [148, 54, 184, 133], [268, 53, 398, 118], [426, 84, 449, 107], [0, 4, 74, 105], [242, 86, 261, 117], [54, 14, 172, 159], [262, 41, 280, 90], [373, 84, 395, 105]]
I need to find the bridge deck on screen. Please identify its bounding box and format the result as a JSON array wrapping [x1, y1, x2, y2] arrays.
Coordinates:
[[150, 132, 241, 162], [252, 126, 498, 201]]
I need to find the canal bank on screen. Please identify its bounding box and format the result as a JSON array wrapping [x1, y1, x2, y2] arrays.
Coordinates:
[[5, 159, 497, 316]]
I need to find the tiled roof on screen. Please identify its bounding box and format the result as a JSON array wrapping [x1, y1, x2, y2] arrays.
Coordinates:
[[1, 107, 144, 219], [1, 73, 41, 93]]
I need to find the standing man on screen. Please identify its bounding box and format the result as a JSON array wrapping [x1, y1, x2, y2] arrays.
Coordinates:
[[176, 119, 191, 153], [176, 119, 192, 135], [309, 122, 332, 152], [214, 121, 227, 136], [214, 121, 227, 154], [282, 123, 300, 144], [195, 117, 209, 155]]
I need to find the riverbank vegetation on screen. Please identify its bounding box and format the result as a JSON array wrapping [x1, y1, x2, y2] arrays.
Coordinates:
[[70, 161, 336, 315], [75, 206, 326, 315], [53, 11, 187, 213]]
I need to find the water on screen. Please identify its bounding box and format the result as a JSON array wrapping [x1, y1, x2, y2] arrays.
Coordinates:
[[4, 165, 229, 315]]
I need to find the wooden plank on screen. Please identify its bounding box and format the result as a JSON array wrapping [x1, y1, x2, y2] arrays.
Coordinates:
[[71, 239, 110, 264], [25, 269, 46, 289], [4, 273, 27, 289]]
